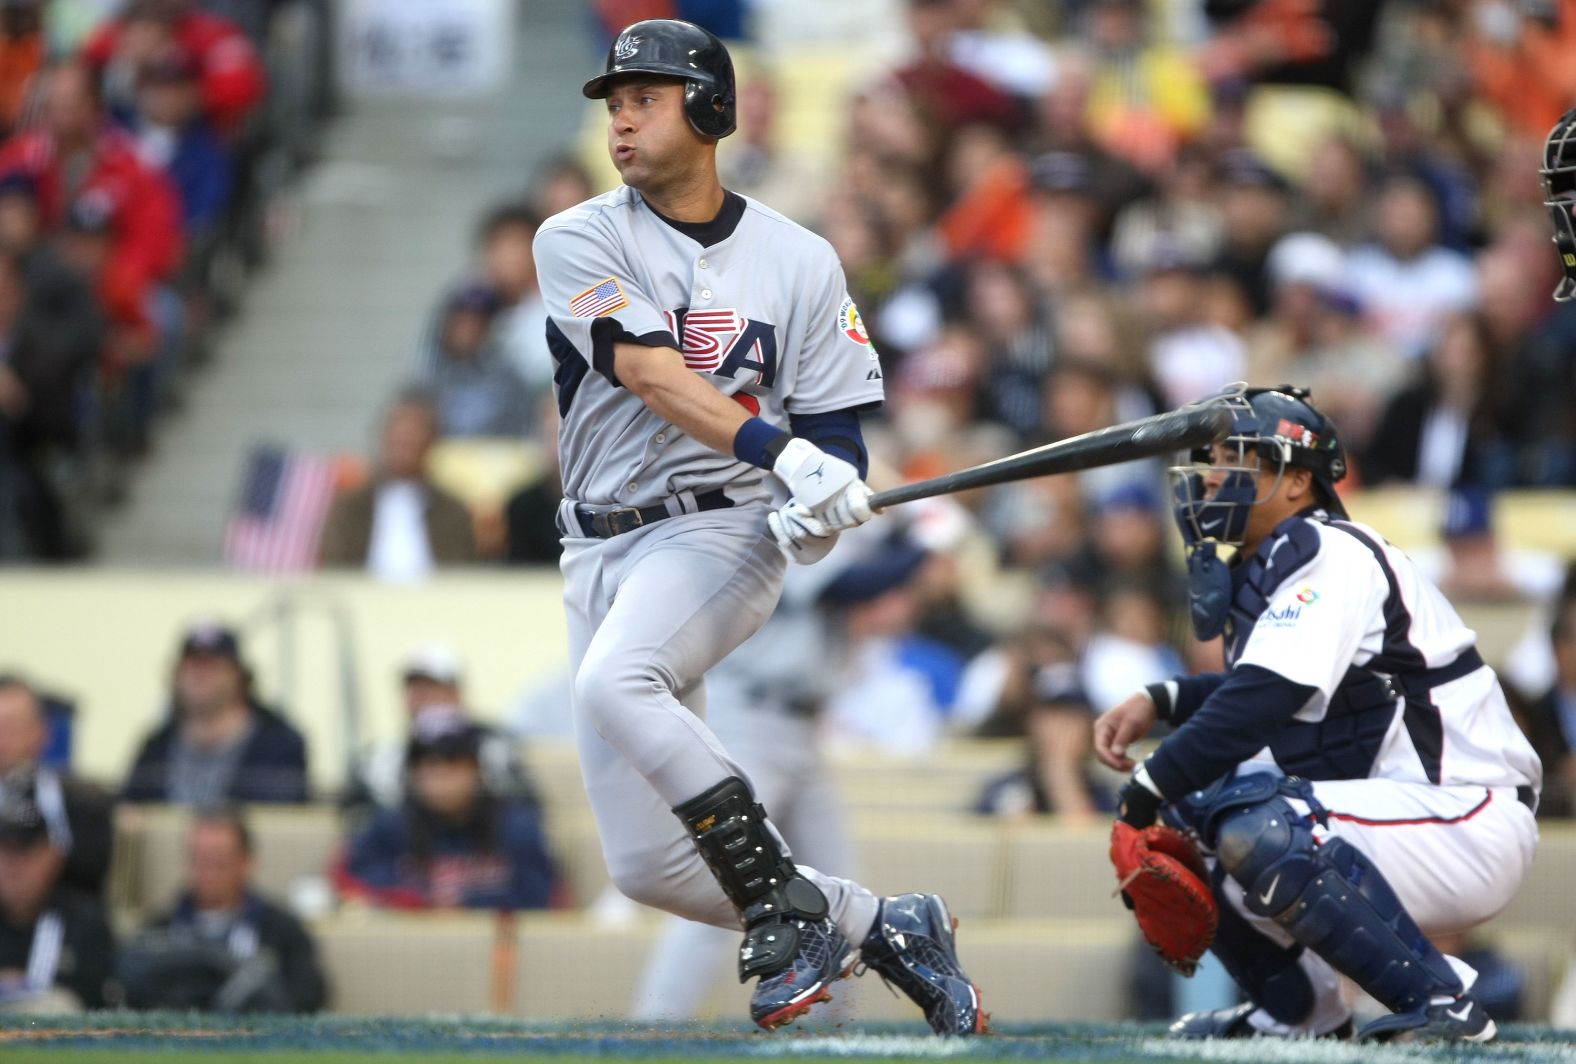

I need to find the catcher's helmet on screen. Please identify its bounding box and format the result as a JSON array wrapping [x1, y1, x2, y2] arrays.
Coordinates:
[[582, 19, 736, 139], [1541, 106, 1576, 302], [1171, 384, 1348, 545]]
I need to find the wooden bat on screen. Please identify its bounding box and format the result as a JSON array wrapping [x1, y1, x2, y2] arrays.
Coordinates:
[[869, 403, 1235, 511]]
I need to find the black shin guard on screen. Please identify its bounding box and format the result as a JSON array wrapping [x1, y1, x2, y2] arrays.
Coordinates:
[[674, 776, 831, 981]]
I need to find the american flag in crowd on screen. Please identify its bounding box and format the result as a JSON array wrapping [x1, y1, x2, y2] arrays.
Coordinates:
[[223, 443, 337, 571], [569, 276, 628, 318]]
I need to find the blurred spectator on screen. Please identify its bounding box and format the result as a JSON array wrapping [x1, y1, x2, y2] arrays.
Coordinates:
[[1084, 0, 1209, 174], [124, 46, 232, 239], [0, 792, 115, 1011], [0, 677, 114, 898], [124, 622, 309, 805], [334, 715, 556, 910], [82, 0, 265, 138], [822, 534, 968, 755], [503, 396, 564, 566], [1208, 148, 1288, 316], [1082, 581, 1184, 715], [1346, 172, 1477, 362], [1522, 593, 1576, 820], [317, 390, 477, 578], [1138, 249, 1246, 411], [1110, 145, 1224, 280], [1293, 134, 1371, 248], [527, 154, 594, 219], [1363, 312, 1507, 490], [718, 74, 826, 224], [1464, 0, 1576, 141], [351, 643, 537, 812], [0, 0, 43, 137], [892, 0, 1023, 139], [423, 282, 531, 439], [1248, 231, 1402, 450], [970, 260, 1052, 437], [120, 808, 327, 1013]]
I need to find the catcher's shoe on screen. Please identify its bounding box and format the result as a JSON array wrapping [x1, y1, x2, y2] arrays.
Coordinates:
[[860, 893, 987, 1035], [1169, 1003, 1353, 1040], [748, 913, 858, 1030], [1357, 993, 1496, 1044]]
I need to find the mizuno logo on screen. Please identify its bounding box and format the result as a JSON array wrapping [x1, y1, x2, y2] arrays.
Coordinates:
[[1258, 874, 1281, 907], [808, 463, 825, 481], [1446, 1002, 1474, 1022]]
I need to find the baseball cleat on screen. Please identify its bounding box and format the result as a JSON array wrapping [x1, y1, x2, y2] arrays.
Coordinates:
[[1357, 993, 1497, 1043], [1169, 1002, 1353, 1040], [749, 915, 858, 1030], [860, 893, 987, 1035]]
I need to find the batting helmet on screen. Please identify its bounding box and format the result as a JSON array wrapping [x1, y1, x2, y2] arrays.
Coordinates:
[[582, 19, 736, 139], [1541, 106, 1576, 302], [1171, 384, 1348, 545]]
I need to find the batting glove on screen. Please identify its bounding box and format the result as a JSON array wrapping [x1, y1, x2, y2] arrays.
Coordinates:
[[767, 501, 838, 565], [770, 438, 876, 533]]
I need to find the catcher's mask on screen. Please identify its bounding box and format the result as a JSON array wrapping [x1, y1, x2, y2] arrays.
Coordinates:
[[1542, 106, 1576, 302]]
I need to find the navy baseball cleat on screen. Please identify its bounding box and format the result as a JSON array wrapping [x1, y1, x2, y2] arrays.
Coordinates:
[[860, 893, 987, 1035], [748, 914, 858, 1030], [1358, 993, 1497, 1043], [1169, 1003, 1353, 1040]]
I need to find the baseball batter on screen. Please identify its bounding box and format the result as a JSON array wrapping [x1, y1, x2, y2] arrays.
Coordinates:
[[1096, 385, 1540, 1042], [532, 19, 982, 1034]]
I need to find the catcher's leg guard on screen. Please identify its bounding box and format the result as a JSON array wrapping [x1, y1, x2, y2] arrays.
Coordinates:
[[1211, 794, 1467, 1022], [1205, 864, 1318, 1028], [674, 777, 855, 1029]]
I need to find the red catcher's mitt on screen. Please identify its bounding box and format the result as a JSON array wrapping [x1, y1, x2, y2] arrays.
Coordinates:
[[1109, 822, 1218, 976]]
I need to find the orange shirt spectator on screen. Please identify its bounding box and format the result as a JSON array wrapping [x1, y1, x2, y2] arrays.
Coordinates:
[[1466, 0, 1576, 140], [0, 5, 44, 135]]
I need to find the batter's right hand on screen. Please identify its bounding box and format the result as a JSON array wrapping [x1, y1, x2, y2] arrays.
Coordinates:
[[767, 501, 837, 564], [1094, 691, 1159, 773]]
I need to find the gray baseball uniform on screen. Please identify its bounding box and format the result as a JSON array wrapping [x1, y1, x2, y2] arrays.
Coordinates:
[[533, 185, 883, 940]]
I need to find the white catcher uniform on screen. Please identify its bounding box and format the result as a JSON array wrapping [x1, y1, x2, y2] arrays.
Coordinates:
[[1147, 512, 1541, 1035], [533, 185, 884, 940]]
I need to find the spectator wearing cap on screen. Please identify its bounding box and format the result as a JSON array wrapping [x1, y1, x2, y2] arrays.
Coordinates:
[[0, 792, 116, 1011], [333, 714, 556, 910], [0, 677, 114, 898], [972, 624, 1104, 818], [1208, 149, 1289, 317], [123, 622, 309, 805], [423, 282, 532, 439], [122, 45, 231, 239], [81, 0, 264, 138], [821, 531, 967, 755], [1246, 231, 1402, 452], [317, 389, 477, 579], [120, 807, 327, 1013], [351, 644, 537, 812], [1346, 172, 1478, 362]]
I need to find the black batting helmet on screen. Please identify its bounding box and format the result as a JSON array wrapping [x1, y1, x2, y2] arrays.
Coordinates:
[[1541, 106, 1576, 302], [582, 19, 736, 140]]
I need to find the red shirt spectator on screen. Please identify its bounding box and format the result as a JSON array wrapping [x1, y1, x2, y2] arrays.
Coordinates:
[[0, 65, 182, 355], [80, 0, 263, 136]]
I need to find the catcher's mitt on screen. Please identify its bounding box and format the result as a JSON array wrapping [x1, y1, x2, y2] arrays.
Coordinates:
[[1109, 821, 1218, 976]]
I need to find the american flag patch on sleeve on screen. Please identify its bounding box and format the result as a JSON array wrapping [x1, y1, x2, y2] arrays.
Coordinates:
[[569, 276, 629, 318]]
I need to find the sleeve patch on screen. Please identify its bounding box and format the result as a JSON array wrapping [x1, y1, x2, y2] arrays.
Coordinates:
[[569, 276, 629, 318], [837, 297, 872, 349]]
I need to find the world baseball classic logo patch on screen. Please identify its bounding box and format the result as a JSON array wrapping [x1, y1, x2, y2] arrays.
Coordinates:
[[569, 276, 629, 318]]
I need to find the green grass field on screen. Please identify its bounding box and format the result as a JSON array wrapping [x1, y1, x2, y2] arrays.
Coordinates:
[[2, 1014, 1575, 1064]]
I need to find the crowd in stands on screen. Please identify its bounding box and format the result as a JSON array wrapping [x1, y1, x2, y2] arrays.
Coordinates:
[[0, 0, 331, 562]]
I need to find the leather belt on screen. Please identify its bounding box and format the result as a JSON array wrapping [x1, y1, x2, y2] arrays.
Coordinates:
[[1516, 785, 1537, 813], [570, 489, 734, 539]]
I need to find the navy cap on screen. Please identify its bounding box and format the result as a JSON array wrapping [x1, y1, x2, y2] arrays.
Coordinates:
[[1220, 149, 1288, 192], [180, 620, 242, 661], [0, 171, 38, 201], [406, 711, 482, 765], [819, 537, 929, 607], [445, 281, 504, 318]]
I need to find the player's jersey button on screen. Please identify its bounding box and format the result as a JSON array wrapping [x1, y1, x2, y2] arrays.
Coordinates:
[[698, 259, 709, 269], [626, 481, 638, 493], [654, 433, 666, 444], [701, 289, 712, 299]]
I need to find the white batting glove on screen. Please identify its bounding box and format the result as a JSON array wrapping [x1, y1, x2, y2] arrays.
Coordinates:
[[767, 501, 838, 565], [771, 437, 876, 532]]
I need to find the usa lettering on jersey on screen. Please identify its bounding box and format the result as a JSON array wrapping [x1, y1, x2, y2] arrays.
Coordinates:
[[666, 308, 779, 387]]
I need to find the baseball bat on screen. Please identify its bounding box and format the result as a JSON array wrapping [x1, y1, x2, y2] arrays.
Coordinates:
[[868, 403, 1235, 511]]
